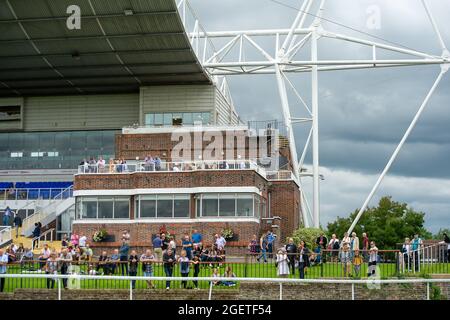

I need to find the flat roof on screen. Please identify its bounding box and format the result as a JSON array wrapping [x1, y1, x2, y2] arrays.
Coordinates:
[[0, 0, 210, 97]]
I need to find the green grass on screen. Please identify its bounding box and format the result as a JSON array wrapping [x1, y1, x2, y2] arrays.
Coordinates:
[[3, 261, 449, 293]]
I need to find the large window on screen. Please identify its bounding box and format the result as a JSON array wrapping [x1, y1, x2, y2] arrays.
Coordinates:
[[197, 193, 264, 218], [135, 194, 190, 219], [144, 112, 212, 126], [0, 130, 117, 170], [76, 196, 130, 219]]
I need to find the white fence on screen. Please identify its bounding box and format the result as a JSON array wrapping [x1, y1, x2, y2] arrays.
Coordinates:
[[400, 242, 450, 274], [0, 273, 449, 300], [0, 226, 12, 246]]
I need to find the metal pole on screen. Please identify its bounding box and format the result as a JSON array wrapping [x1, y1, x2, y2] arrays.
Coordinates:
[[347, 71, 446, 234], [58, 279, 61, 300], [208, 281, 213, 300], [426, 282, 430, 300], [279, 283, 283, 300], [130, 280, 133, 300], [351, 283, 355, 300], [311, 29, 320, 228]]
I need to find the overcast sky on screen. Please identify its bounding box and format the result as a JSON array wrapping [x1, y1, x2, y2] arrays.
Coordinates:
[[189, 0, 450, 233]]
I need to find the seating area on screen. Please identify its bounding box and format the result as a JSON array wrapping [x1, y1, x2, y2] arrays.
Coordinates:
[[1, 181, 73, 200]]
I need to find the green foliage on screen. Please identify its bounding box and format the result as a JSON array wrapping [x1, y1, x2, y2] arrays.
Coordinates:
[[433, 228, 450, 240], [326, 196, 432, 249], [291, 227, 326, 249]]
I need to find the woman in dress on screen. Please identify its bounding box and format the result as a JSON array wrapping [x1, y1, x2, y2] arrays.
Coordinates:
[[276, 247, 290, 278]]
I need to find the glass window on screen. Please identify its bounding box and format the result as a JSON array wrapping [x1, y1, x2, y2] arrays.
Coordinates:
[[183, 113, 193, 125], [145, 113, 154, 126], [140, 196, 156, 218], [237, 194, 253, 217], [98, 198, 113, 219], [154, 113, 163, 125], [254, 195, 260, 218], [163, 113, 172, 126], [157, 195, 173, 218], [113, 198, 130, 219], [202, 194, 218, 217], [219, 194, 235, 216], [81, 198, 97, 219], [174, 195, 189, 218], [193, 113, 202, 124], [202, 112, 211, 124]]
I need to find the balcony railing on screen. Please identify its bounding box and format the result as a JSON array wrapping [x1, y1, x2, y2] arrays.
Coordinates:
[[1, 187, 73, 202], [77, 160, 295, 181]]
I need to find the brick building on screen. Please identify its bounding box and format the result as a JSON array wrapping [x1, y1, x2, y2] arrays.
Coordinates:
[[73, 126, 302, 253]]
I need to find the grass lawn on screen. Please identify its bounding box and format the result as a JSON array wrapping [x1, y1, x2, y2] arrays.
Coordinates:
[[5, 260, 448, 292]]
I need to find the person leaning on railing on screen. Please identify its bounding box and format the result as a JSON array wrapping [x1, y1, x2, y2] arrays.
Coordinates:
[[140, 249, 156, 289], [0, 249, 8, 292], [163, 248, 176, 290]]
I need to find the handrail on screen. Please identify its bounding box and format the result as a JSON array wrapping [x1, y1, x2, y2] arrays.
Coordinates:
[[1, 187, 73, 202], [77, 160, 293, 181], [0, 226, 12, 246], [21, 185, 73, 234], [31, 228, 55, 251]]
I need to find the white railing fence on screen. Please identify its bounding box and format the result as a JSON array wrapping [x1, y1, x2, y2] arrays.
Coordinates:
[[31, 228, 55, 251], [400, 242, 450, 274], [0, 274, 449, 300], [21, 186, 73, 235], [0, 226, 12, 246]]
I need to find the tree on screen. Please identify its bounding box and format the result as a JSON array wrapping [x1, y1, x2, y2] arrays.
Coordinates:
[[433, 228, 450, 240], [292, 227, 326, 249], [326, 196, 432, 249]]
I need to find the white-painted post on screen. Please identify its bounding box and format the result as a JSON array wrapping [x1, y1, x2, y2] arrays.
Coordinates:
[[351, 283, 355, 300], [279, 283, 283, 300], [426, 282, 430, 300], [311, 29, 320, 228], [58, 279, 61, 300], [130, 281, 133, 300], [208, 281, 213, 300]]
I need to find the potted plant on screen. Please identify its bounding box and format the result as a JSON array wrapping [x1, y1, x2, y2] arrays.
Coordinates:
[[92, 229, 108, 242], [222, 228, 236, 241]]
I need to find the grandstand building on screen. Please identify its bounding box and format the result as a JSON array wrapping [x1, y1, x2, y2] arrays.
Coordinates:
[[0, 0, 301, 252]]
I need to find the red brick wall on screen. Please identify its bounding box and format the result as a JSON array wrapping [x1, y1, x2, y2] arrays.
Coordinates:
[[269, 181, 301, 242], [115, 132, 273, 161], [72, 221, 260, 255], [74, 170, 268, 190]]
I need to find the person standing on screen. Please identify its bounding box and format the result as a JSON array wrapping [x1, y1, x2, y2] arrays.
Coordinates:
[[341, 232, 351, 248], [328, 234, 339, 262], [297, 241, 310, 279], [161, 233, 169, 252], [182, 235, 193, 260], [443, 233, 450, 263], [192, 255, 201, 290], [163, 248, 176, 290], [119, 241, 130, 276], [215, 234, 226, 252], [248, 234, 258, 255], [191, 229, 203, 248], [152, 234, 163, 262], [59, 248, 72, 289], [0, 249, 8, 292], [44, 252, 59, 289], [96, 251, 110, 275], [109, 249, 120, 275], [340, 243, 352, 277], [266, 230, 276, 259], [257, 233, 268, 263], [70, 232, 79, 247], [285, 238, 297, 275], [401, 238, 412, 271], [350, 232, 360, 259], [316, 233, 328, 250], [352, 250, 363, 278], [2, 206, 13, 227], [411, 234, 423, 271], [368, 241, 379, 277], [276, 247, 290, 278], [31, 223, 41, 249], [140, 249, 156, 289], [13, 213, 22, 238], [128, 250, 139, 289], [78, 233, 87, 248], [178, 250, 191, 289], [362, 233, 369, 260]]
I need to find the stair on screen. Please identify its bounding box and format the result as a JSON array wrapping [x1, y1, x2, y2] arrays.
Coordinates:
[[12, 227, 62, 254]]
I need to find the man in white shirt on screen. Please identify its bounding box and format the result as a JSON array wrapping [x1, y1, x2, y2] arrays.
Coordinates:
[[97, 157, 106, 172], [79, 233, 87, 248], [215, 234, 226, 251]]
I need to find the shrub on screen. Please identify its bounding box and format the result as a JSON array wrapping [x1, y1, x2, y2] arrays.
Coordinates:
[[292, 227, 326, 249]]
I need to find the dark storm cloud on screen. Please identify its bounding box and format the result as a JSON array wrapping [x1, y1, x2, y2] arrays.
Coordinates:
[[189, 0, 450, 231]]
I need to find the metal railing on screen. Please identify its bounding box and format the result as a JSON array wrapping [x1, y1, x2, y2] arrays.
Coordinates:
[[0, 272, 449, 300], [400, 242, 450, 275], [77, 160, 293, 181], [1, 188, 73, 202], [21, 186, 73, 235], [0, 226, 12, 246], [31, 228, 55, 251]]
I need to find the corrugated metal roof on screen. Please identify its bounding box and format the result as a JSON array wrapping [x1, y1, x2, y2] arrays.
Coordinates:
[[0, 0, 210, 97]]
